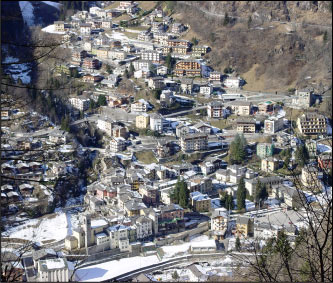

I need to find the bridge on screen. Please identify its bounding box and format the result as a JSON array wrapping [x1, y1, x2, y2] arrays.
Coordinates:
[[163, 106, 207, 118]]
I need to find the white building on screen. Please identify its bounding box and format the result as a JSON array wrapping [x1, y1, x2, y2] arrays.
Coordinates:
[[69, 97, 90, 111], [135, 216, 153, 239], [264, 115, 284, 134], [180, 133, 208, 152], [107, 224, 131, 252], [140, 51, 162, 62], [131, 99, 150, 113], [37, 258, 74, 282], [110, 137, 126, 152], [199, 85, 213, 96], [97, 118, 113, 136], [224, 76, 241, 89], [149, 113, 163, 132]]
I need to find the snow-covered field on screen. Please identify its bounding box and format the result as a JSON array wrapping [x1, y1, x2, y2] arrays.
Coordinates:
[[76, 255, 161, 282], [2, 210, 80, 245], [317, 143, 332, 154]]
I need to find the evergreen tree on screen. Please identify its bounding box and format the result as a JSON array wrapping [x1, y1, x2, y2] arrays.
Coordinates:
[[225, 193, 234, 210], [129, 63, 135, 77], [236, 177, 246, 210], [323, 31, 328, 42], [191, 37, 199, 46], [247, 15, 252, 29], [97, 95, 107, 106], [255, 181, 268, 207], [295, 144, 309, 167], [223, 12, 230, 26], [165, 52, 173, 74], [124, 69, 129, 79], [106, 64, 113, 74], [236, 236, 241, 251], [229, 134, 247, 164], [173, 178, 189, 208], [172, 270, 179, 280]]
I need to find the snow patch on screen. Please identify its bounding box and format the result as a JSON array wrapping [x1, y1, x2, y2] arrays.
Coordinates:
[[42, 24, 66, 34], [42, 1, 62, 10], [19, 1, 35, 26]]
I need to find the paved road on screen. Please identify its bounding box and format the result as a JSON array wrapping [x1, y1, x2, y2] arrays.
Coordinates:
[[163, 106, 207, 118]]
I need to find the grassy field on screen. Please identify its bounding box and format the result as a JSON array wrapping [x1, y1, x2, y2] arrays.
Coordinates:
[[123, 31, 138, 39], [135, 150, 157, 164]]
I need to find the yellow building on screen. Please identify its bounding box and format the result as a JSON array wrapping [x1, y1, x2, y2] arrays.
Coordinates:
[[136, 114, 150, 129], [190, 192, 211, 212], [235, 216, 253, 238], [261, 157, 279, 172]]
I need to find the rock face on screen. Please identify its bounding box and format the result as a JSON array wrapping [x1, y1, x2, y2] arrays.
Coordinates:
[[176, 1, 332, 91]]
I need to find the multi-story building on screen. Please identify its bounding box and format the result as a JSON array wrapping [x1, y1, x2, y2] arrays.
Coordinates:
[[135, 216, 153, 240], [297, 113, 327, 135], [180, 133, 208, 152], [102, 20, 112, 29], [72, 49, 88, 62], [209, 71, 221, 81], [236, 118, 256, 133], [256, 143, 274, 159], [158, 204, 185, 235], [133, 60, 152, 71], [80, 23, 92, 34], [139, 185, 159, 206], [54, 21, 65, 32], [228, 101, 252, 116], [107, 224, 131, 252], [96, 47, 109, 59], [140, 51, 162, 63], [171, 22, 185, 34], [175, 60, 201, 77], [97, 118, 114, 136], [69, 97, 90, 111], [190, 191, 211, 212], [83, 58, 100, 69], [138, 31, 153, 41], [292, 88, 315, 108], [108, 49, 127, 60], [192, 46, 209, 57], [261, 157, 279, 172], [150, 113, 163, 132], [37, 258, 74, 282], [153, 32, 170, 45], [224, 76, 241, 89], [258, 101, 274, 114], [211, 209, 229, 240], [264, 115, 284, 134], [207, 101, 224, 118], [136, 113, 150, 129], [235, 216, 253, 238], [301, 167, 322, 188], [110, 137, 126, 152], [167, 39, 190, 48], [110, 40, 122, 48], [173, 46, 189, 55], [131, 99, 150, 113]]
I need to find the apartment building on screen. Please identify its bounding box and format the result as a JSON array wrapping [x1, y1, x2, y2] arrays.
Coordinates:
[[150, 113, 163, 132], [211, 209, 229, 239], [136, 113, 150, 129], [72, 49, 88, 62], [110, 137, 126, 152], [256, 143, 274, 158], [54, 21, 65, 32], [180, 133, 208, 152], [69, 97, 90, 111], [258, 101, 274, 114], [131, 99, 150, 113], [190, 192, 211, 212], [173, 46, 189, 55], [192, 46, 209, 57], [292, 88, 315, 108], [297, 113, 327, 135], [228, 101, 252, 116], [207, 101, 224, 118], [224, 76, 241, 89], [140, 51, 162, 63], [175, 60, 201, 77], [236, 118, 256, 133], [80, 23, 92, 34], [261, 157, 279, 172], [167, 39, 190, 48], [209, 71, 221, 81], [83, 58, 100, 69], [264, 115, 284, 134]]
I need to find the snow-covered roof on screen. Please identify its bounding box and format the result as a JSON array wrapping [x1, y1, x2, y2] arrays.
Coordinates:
[[91, 219, 108, 229]]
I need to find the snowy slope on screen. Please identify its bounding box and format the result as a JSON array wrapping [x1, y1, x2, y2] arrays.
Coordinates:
[[42, 1, 62, 10], [19, 1, 35, 26]]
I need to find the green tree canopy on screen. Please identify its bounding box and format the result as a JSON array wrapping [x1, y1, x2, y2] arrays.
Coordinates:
[[295, 144, 309, 167], [237, 177, 246, 210], [229, 134, 247, 164], [97, 95, 107, 106]]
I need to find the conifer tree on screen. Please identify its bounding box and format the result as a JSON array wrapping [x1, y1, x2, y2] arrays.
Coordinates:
[[237, 177, 246, 210]]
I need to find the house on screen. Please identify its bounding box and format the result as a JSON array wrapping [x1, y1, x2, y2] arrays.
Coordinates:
[[131, 99, 150, 113], [292, 88, 315, 108], [318, 154, 332, 170], [236, 118, 256, 133], [138, 30, 153, 41], [156, 140, 173, 158], [49, 130, 69, 144], [301, 167, 322, 188], [110, 40, 122, 49], [176, 123, 191, 137], [224, 76, 241, 89], [108, 49, 127, 60], [101, 74, 120, 88], [160, 90, 174, 107], [207, 101, 225, 118], [158, 204, 185, 235], [190, 191, 211, 212], [171, 22, 185, 34], [72, 49, 88, 62], [188, 264, 208, 282], [110, 137, 126, 152], [187, 176, 213, 193], [153, 32, 170, 45], [256, 143, 274, 158], [107, 224, 132, 252], [199, 85, 213, 96], [148, 77, 165, 90], [305, 139, 317, 158], [135, 216, 153, 239], [209, 71, 221, 81], [271, 184, 306, 209], [180, 133, 208, 152], [83, 58, 100, 70], [235, 216, 253, 238], [149, 113, 163, 132], [80, 23, 92, 34], [96, 47, 109, 59], [258, 101, 275, 114], [264, 115, 284, 134], [297, 113, 327, 135], [167, 39, 190, 48], [211, 209, 229, 240], [136, 113, 150, 129], [19, 184, 34, 197], [228, 101, 252, 116], [261, 157, 280, 172], [180, 78, 194, 94], [193, 122, 212, 134], [82, 74, 103, 83], [101, 20, 112, 29], [139, 185, 159, 206], [69, 96, 90, 111]]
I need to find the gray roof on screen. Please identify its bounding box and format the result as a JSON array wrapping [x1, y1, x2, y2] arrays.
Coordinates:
[[237, 216, 250, 225]]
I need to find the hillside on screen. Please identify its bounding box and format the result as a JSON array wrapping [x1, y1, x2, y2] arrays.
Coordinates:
[[173, 1, 332, 92]]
